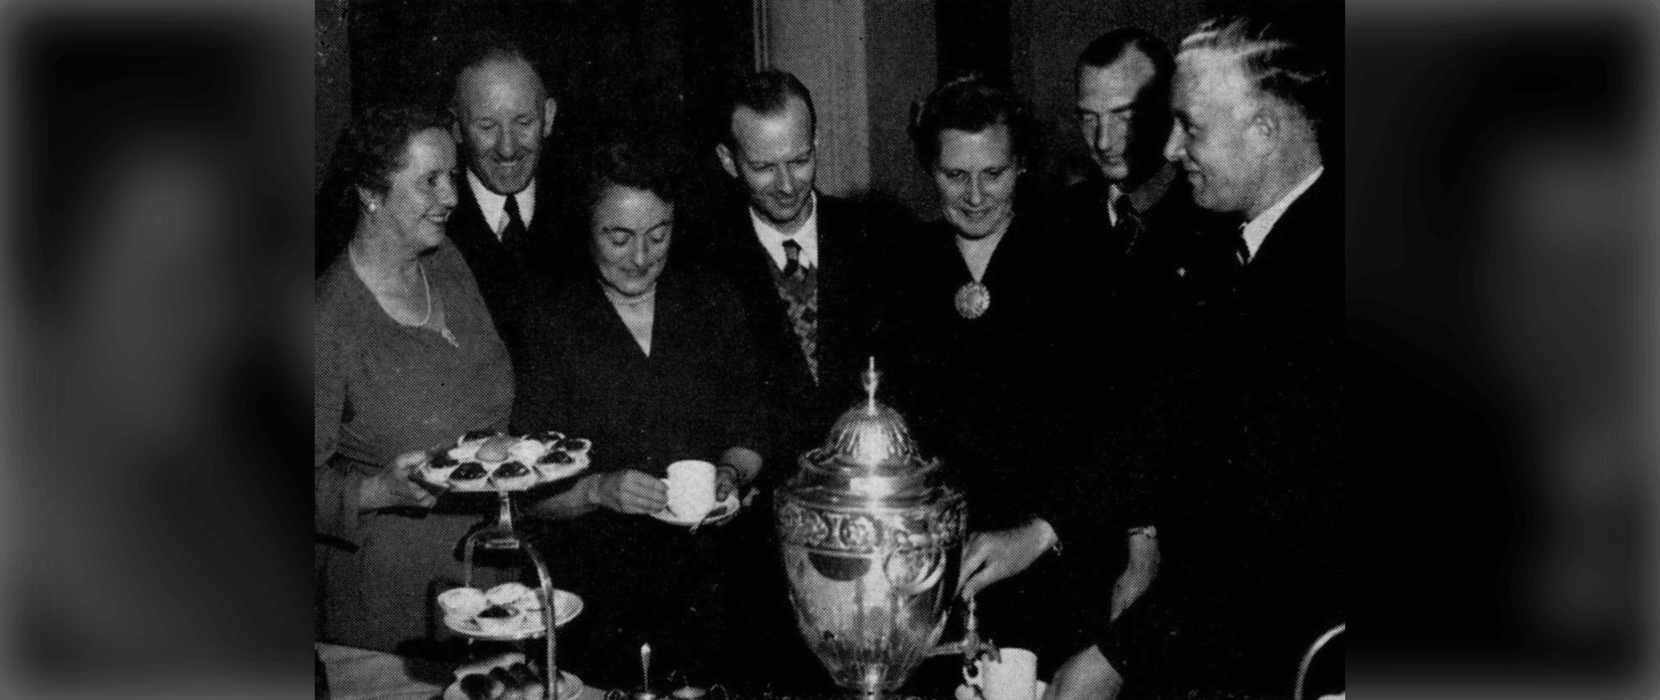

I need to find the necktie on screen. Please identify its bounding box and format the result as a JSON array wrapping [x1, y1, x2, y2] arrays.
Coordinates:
[[502, 194, 528, 250], [776, 239, 818, 382], [783, 239, 803, 277], [1232, 225, 1251, 268], [1112, 195, 1145, 253]]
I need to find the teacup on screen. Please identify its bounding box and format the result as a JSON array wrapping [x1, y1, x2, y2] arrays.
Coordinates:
[[664, 460, 717, 521], [963, 648, 1046, 700]]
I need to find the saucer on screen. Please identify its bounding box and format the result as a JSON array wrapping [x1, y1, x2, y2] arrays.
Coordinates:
[[651, 493, 740, 527], [442, 589, 584, 641]]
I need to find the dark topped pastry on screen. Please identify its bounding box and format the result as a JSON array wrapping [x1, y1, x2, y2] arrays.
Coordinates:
[[506, 663, 539, 687], [487, 668, 519, 697], [537, 449, 574, 465], [429, 451, 459, 469], [555, 437, 590, 452], [450, 462, 488, 482], [479, 603, 516, 619], [538, 430, 566, 443], [494, 462, 531, 478], [458, 673, 499, 700], [460, 429, 499, 444]]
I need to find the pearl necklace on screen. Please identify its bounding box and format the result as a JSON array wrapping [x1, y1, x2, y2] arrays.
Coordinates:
[[350, 243, 432, 327]]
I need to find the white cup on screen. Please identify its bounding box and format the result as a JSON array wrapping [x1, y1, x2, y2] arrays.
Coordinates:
[[963, 648, 1045, 700], [664, 460, 717, 521]]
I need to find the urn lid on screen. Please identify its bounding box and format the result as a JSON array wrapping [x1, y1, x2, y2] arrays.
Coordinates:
[[791, 358, 943, 504]]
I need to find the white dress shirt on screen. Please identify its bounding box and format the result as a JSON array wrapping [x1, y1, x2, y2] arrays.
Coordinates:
[[749, 192, 820, 271], [466, 170, 537, 241], [1241, 166, 1323, 262]]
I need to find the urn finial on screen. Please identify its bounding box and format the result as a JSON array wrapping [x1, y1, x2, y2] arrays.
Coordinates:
[[863, 356, 879, 411]]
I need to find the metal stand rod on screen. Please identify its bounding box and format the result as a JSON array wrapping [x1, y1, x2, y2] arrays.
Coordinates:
[[458, 489, 558, 699], [525, 543, 559, 700]]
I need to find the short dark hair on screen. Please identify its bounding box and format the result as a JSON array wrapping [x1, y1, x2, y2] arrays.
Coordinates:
[[1178, 15, 1330, 131], [334, 102, 450, 200], [721, 69, 816, 148], [1076, 28, 1174, 111], [581, 130, 686, 215], [908, 71, 1034, 169]]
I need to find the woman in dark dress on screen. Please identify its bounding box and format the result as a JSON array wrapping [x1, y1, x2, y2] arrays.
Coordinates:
[[883, 73, 1090, 675], [511, 135, 765, 689]]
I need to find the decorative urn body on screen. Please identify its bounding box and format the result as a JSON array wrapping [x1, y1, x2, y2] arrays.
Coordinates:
[[774, 362, 967, 698]]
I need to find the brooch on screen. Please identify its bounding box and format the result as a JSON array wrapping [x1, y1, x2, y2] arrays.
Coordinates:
[[954, 281, 991, 319]]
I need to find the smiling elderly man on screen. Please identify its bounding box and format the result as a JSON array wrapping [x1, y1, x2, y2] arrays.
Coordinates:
[[445, 35, 568, 350]]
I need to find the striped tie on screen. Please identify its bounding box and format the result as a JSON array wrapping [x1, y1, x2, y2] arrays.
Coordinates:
[[776, 240, 819, 383]]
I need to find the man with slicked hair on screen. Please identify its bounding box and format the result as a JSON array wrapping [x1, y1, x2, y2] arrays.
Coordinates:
[[446, 35, 569, 350], [1117, 14, 1338, 697]]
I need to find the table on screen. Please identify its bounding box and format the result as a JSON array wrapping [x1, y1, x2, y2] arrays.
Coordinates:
[[318, 642, 608, 700]]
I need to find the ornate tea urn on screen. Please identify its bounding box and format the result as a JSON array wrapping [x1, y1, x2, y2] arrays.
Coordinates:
[[775, 359, 975, 698]]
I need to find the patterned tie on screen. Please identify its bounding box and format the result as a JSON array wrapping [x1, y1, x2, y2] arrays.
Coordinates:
[[1112, 195, 1145, 253], [502, 194, 528, 250], [776, 240, 819, 383]]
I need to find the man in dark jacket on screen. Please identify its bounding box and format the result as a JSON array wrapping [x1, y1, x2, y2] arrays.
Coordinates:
[[688, 69, 888, 690], [446, 37, 573, 351], [1048, 14, 1341, 698]]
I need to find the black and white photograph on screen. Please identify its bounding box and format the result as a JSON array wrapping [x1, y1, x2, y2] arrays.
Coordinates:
[[6, 0, 1659, 699], [312, 2, 1342, 699]]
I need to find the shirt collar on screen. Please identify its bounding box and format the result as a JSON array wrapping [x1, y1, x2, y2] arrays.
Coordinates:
[[1106, 162, 1178, 226], [1241, 166, 1323, 262], [466, 170, 536, 240], [749, 191, 820, 271]]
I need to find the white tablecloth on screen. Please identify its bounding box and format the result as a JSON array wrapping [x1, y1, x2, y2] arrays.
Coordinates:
[[318, 642, 610, 700], [319, 643, 444, 700]]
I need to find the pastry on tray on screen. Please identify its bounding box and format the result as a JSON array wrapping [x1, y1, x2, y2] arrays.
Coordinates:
[[422, 431, 591, 492], [491, 461, 537, 490], [448, 461, 490, 488], [438, 587, 488, 620], [475, 604, 521, 635], [453, 659, 572, 700]]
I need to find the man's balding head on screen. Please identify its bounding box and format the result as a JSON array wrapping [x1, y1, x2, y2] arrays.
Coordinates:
[[450, 40, 556, 196]]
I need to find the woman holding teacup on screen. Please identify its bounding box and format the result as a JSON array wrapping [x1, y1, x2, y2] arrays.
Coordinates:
[[510, 132, 764, 689], [314, 103, 515, 654]]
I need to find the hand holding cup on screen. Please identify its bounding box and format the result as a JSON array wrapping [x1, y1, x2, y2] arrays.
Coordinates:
[[586, 469, 669, 515], [663, 460, 718, 521]]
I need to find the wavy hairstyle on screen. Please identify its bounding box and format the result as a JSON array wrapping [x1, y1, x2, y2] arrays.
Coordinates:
[[907, 72, 1035, 170]]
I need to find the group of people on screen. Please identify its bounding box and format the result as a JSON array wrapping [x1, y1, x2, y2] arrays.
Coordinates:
[[315, 13, 1341, 700]]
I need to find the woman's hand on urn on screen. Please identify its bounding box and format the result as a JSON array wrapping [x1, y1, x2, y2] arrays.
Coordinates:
[[584, 469, 668, 515], [957, 519, 1058, 599], [358, 450, 440, 512]]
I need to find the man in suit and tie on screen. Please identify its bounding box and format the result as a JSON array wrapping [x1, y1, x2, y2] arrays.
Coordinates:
[[694, 69, 884, 690], [1101, 14, 1337, 697], [447, 37, 568, 350], [703, 69, 883, 478]]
